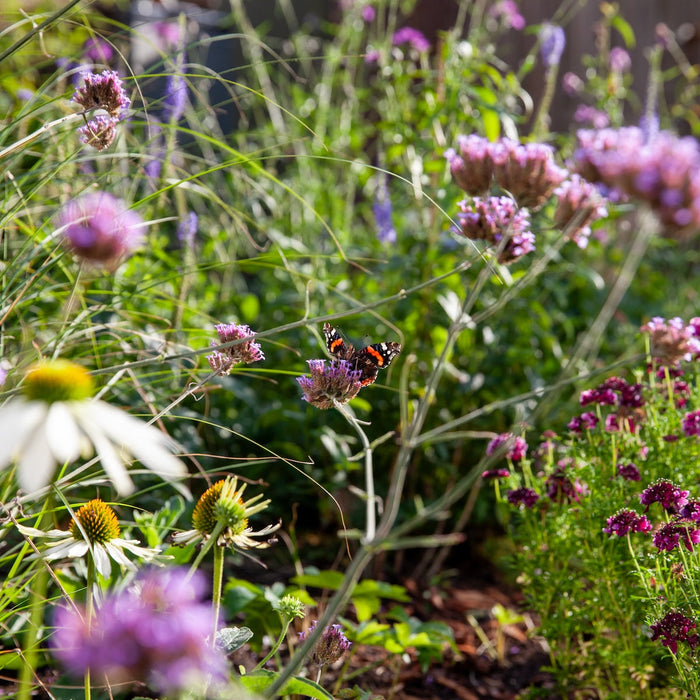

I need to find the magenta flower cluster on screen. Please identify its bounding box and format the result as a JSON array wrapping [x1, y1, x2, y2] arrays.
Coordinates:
[[455, 196, 535, 263], [488, 1, 525, 31], [51, 569, 228, 693], [486, 433, 528, 462], [640, 316, 700, 365], [569, 376, 645, 434], [392, 27, 430, 53], [72, 70, 131, 151], [602, 509, 652, 536], [572, 126, 700, 233], [650, 611, 700, 655]]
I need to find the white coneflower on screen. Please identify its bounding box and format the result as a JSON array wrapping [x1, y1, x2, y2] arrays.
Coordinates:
[[0, 359, 187, 495], [17, 499, 160, 577]]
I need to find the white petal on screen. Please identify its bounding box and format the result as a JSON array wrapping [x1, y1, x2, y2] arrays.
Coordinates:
[[88, 402, 187, 482], [43, 539, 87, 561], [104, 541, 136, 569], [45, 402, 82, 464], [0, 401, 46, 472], [92, 544, 113, 577], [15, 524, 67, 539], [76, 415, 134, 495], [17, 423, 57, 494], [117, 538, 156, 560]]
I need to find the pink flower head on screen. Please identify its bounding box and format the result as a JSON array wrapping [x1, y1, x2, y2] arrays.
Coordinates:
[[207, 322, 264, 374], [603, 509, 652, 536], [641, 316, 700, 365], [488, 1, 525, 31], [553, 175, 608, 248], [56, 192, 144, 269], [71, 70, 130, 121], [297, 359, 363, 409], [682, 410, 700, 437], [392, 27, 430, 53], [486, 433, 528, 462]]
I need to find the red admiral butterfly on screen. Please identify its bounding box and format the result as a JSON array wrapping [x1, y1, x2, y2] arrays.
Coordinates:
[[323, 322, 402, 387]]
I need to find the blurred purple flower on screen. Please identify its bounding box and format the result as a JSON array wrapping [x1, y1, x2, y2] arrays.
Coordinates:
[[488, 1, 525, 31], [573, 105, 610, 129], [682, 410, 700, 437], [609, 47, 631, 73], [506, 487, 539, 508], [654, 521, 700, 552], [562, 72, 583, 95], [177, 211, 198, 250], [446, 135, 568, 209], [572, 126, 700, 233], [486, 433, 528, 462], [51, 568, 228, 693], [455, 196, 534, 264], [56, 192, 144, 269], [617, 462, 641, 481], [361, 5, 376, 22], [372, 177, 397, 244], [163, 54, 187, 122], [553, 175, 608, 248], [539, 24, 566, 68], [392, 27, 430, 53], [82, 37, 114, 64], [567, 411, 599, 434]]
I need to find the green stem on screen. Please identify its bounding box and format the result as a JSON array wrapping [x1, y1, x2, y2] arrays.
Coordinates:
[[211, 542, 225, 644], [84, 552, 96, 700], [254, 618, 292, 671], [17, 498, 55, 700]]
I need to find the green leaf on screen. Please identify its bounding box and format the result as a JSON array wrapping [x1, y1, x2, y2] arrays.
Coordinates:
[[216, 626, 254, 652], [240, 670, 334, 699], [292, 570, 344, 590]]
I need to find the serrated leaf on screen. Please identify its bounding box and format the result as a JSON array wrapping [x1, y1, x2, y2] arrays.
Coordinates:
[[216, 626, 254, 652], [240, 670, 335, 699]]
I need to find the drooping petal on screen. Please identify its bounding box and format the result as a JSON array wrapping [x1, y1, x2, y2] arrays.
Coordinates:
[[45, 402, 83, 464], [88, 401, 186, 482], [92, 543, 113, 577], [76, 412, 134, 494], [0, 401, 46, 472], [18, 422, 57, 493], [104, 541, 137, 569]]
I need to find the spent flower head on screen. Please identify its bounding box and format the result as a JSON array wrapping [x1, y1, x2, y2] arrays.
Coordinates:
[[71, 70, 130, 121], [207, 322, 265, 375], [52, 568, 228, 693], [297, 359, 363, 409], [16, 498, 160, 577], [56, 191, 145, 270], [0, 359, 186, 495], [172, 476, 280, 550]]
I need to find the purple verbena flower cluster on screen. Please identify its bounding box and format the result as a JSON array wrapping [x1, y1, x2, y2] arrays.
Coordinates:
[[553, 174, 608, 248], [51, 569, 228, 693], [298, 621, 352, 665], [72, 70, 131, 151], [488, 1, 525, 31], [207, 322, 265, 375], [446, 135, 568, 209], [572, 126, 700, 234], [392, 27, 430, 54], [297, 359, 362, 409], [455, 196, 534, 264]]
